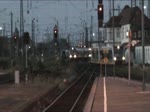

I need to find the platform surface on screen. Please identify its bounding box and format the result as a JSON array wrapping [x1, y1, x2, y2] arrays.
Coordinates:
[[84, 77, 150, 112]]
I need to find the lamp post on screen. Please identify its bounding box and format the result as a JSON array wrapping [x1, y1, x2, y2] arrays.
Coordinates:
[[126, 30, 131, 85]]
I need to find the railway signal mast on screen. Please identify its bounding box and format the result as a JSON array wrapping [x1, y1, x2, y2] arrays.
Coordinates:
[[97, 0, 104, 28], [53, 25, 58, 45], [97, 0, 104, 49], [53, 25, 59, 60]]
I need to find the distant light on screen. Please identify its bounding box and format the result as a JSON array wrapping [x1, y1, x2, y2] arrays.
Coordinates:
[[74, 54, 77, 58], [117, 45, 120, 50], [69, 55, 72, 58], [114, 57, 117, 61], [41, 54, 43, 56], [72, 47, 74, 50], [126, 31, 129, 36], [89, 54, 92, 57], [144, 6, 146, 9], [88, 48, 92, 51], [122, 56, 125, 61], [28, 46, 31, 49], [93, 33, 95, 36], [0, 27, 2, 30], [99, 7, 102, 11]]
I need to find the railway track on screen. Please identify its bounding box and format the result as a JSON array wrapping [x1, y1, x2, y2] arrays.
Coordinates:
[[42, 65, 95, 112]]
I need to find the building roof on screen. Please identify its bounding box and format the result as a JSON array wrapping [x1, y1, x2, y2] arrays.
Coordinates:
[[104, 5, 150, 28], [119, 6, 141, 25], [104, 16, 121, 28]]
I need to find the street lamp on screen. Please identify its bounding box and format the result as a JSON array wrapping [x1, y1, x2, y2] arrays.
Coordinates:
[[126, 30, 131, 85]]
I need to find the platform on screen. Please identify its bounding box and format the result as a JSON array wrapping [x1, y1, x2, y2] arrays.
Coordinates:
[[0, 80, 56, 112], [84, 77, 150, 112]]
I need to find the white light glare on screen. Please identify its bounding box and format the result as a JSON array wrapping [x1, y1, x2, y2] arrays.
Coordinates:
[[122, 56, 125, 61], [89, 54, 92, 57], [74, 54, 77, 58], [69, 55, 72, 58], [88, 48, 92, 51], [114, 57, 117, 61]]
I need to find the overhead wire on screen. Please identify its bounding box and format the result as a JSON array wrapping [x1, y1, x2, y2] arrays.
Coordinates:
[[0, 0, 147, 1]]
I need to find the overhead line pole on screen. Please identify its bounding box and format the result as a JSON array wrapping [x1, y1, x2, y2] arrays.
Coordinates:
[[112, 0, 115, 78], [10, 12, 13, 67], [20, 0, 24, 56], [141, 0, 145, 91]]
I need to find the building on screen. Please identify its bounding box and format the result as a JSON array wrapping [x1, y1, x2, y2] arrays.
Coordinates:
[[104, 16, 121, 47], [104, 5, 150, 48]]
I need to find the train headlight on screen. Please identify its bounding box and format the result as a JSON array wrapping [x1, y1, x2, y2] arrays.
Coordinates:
[[88, 48, 92, 51], [114, 57, 117, 61], [122, 56, 125, 61], [69, 55, 72, 58], [72, 47, 74, 50], [74, 54, 77, 58], [89, 54, 92, 57]]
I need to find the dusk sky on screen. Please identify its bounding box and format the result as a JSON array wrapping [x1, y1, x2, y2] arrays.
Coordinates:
[[0, 0, 148, 43]]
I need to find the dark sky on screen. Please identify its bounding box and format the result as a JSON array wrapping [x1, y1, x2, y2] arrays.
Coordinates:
[[0, 0, 147, 43]]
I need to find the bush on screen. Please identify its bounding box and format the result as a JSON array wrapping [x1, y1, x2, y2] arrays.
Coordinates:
[[0, 57, 10, 69]]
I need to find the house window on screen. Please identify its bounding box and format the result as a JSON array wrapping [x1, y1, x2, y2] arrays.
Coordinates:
[[134, 32, 136, 38], [145, 31, 147, 39], [104, 29, 107, 40], [116, 28, 120, 38], [138, 31, 141, 38], [110, 29, 113, 40], [122, 28, 124, 39]]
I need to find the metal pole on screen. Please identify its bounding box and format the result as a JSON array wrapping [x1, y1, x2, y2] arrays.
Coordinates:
[[100, 63, 102, 77], [128, 31, 131, 85], [25, 45, 28, 83], [141, 0, 145, 91], [112, 0, 116, 78], [32, 19, 35, 55], [10, 12, 13, 66], [105, 63, 107, 77], [20, 0, 24, 56]]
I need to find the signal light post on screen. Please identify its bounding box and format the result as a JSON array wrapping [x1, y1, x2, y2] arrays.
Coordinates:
[[97, 4, 104, 27], [23, 32, 30, 83], [53, 25, 58, 41], [13, 36, 17, 43], [53, 25, 59, 60], [13, 35, 18, 59], [98, 1, 104, 77]]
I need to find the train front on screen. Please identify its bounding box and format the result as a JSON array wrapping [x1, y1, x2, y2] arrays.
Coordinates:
[[69, 47, 92, 62]]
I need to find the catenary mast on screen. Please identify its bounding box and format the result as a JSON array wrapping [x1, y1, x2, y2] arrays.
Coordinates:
[[148, 0, 150, 18]]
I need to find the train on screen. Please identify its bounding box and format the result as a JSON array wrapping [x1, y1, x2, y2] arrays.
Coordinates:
[[69, 46, 92, 61], [91, 45, 126, 65], [60, 45, 126, 65]]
